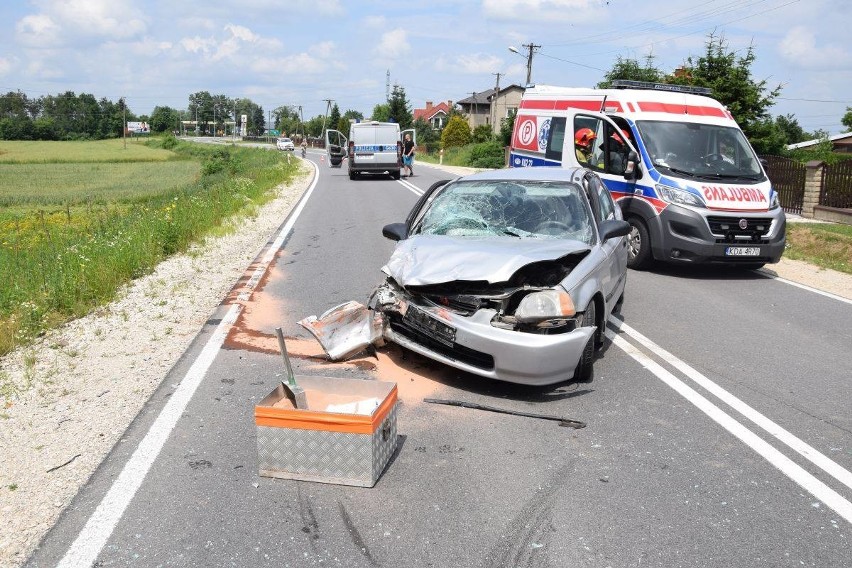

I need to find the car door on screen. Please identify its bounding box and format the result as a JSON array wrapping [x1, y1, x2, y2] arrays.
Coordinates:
[[325, 129, 348, 167], [585, 172, 626, 308]]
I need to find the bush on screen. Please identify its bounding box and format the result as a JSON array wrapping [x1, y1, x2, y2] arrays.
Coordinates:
[[441, 116, 472, 149], [469, 141, 505, 168]]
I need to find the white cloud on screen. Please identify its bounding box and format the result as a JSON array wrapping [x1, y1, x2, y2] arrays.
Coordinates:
[[249, 53, 328, 75], [435, 53, 504, 75], [376, 29, 409, 58], [482, 0, 594, 21], [309, 41, 336, 58], [778, 26, 852, 69], [0, 57, 12, 76], [180, 36, 216, 55], [224, 24, 259, 43], [14, 0, 146, 47]]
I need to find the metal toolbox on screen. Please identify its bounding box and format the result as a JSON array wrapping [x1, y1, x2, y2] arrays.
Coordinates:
[[254, 376, 398, 487]]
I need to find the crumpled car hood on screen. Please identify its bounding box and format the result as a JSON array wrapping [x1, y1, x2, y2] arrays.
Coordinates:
[[382, 235, 591, 286]]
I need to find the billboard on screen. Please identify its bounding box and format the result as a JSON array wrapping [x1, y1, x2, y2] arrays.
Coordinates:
[[127, 121, 150, 134]]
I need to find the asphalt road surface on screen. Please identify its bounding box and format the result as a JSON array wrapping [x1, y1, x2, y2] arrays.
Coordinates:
[[26, 153, 852, 567]]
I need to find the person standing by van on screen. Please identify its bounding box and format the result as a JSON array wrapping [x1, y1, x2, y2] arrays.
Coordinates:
[[402, 133, 415, 177]]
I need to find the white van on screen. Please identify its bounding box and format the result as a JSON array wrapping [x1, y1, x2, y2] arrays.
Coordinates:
[[325, 121, 416, 180], [509, 81, 786, 269]]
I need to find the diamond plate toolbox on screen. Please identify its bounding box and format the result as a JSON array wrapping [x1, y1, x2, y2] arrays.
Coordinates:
[[255, 376, 398, 487]]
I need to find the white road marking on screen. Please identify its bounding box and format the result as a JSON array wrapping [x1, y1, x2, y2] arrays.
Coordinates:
[[759, 272, 852, 305], [397, 178, 423, 195], [58, 161, 321, 567], [611, 318, 852, 493], [606, 325, 852, 526]]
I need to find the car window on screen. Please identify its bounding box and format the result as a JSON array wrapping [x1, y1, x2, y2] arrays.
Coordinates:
[[411, 179, 595, 244], [586, 174, 616, 222]]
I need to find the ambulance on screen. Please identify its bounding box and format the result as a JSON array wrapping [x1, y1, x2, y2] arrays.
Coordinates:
[[509, 80, 785, 269]]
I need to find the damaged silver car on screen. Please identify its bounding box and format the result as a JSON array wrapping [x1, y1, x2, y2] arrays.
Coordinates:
[[373, 166, 630, 385]]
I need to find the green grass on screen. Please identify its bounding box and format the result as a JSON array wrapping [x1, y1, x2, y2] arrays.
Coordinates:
[[0, 136, 301, 359], [0, 162, 201, 208], [0, 139, 178, 163], [785, 222, 852, 275]]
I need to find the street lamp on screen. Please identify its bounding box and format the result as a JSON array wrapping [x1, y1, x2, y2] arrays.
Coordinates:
[[509, 43, 540, 86]]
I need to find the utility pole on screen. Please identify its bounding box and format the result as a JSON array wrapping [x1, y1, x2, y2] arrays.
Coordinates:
[[522, 43, 539, 86], [386, 69, 390, 101], [321, 98, 334, 141], [491, 72, 502, 134], [470, 92, 479, 130], [122, 101, 127, 148]]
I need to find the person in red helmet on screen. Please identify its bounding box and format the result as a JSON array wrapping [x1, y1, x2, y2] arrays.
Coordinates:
[[574, 127, 596, 164], [608, 127, 632, 173]]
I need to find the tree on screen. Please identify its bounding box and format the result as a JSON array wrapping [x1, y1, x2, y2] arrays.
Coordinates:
[[387, 85, 412, 128], [671, 33, 782, 152], [441, 115, 471, 149], [597, 55, 664, 88], [412, 117, 440, 153], [188, 91, 213, 135], [472, 124, 494, 143], [500, 108, 516, 147], [326, 103, 341, 136], [774, 113, 808, 145], [371, 103, 390, 122], [842, 107, 852, 132], [150, 106, 179, 133]]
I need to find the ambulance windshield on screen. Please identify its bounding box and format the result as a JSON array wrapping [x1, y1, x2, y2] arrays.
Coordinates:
[[636, 121, 765, 181]]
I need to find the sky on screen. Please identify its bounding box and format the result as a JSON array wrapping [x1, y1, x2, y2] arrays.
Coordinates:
[[1, 0, 850, 136]]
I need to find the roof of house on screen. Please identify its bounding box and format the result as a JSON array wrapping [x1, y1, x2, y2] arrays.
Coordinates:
[[457, 84, 525, 105], [413, 101, 451, 122], [786, 131, 852, 150]]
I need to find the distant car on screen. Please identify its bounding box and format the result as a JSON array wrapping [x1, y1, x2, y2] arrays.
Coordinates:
[[276, 137, 295, 151], [375, 167, 631, 385]]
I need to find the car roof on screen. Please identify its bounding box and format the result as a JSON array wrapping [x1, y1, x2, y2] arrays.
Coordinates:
[[457, 166, 589, 185]]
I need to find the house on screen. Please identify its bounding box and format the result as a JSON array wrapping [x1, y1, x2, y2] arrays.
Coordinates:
[[413, 100, 452, 129], [786, 132, 852, 153], [456, 85, 525, 134]]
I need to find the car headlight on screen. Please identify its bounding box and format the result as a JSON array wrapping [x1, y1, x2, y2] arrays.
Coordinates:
[[769, 191, 780, 210], [515, 290, 576, 323], [656, 183, 705, 208]]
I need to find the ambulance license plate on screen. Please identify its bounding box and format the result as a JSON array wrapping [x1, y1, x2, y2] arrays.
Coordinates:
[[725, 246, 760, 256]]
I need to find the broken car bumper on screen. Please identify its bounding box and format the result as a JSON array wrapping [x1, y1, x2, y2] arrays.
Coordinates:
[[383, 305, 594, 386]]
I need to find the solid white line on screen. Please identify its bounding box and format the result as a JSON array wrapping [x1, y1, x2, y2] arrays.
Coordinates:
[[759, 272, 852, 305], [606, 327, 852, 526], [397, 178, 423, 196], [58, 161, 321, 568], [611, 318, 852, 493]]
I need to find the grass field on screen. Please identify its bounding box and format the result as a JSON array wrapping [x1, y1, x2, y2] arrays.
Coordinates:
[[785, 222, 852, 275], [0, 137, 300, 358], [0, 139, 178, 163]]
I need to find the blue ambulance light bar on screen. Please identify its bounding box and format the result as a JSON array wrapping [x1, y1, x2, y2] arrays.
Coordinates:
[[611, 80, 713, 96]]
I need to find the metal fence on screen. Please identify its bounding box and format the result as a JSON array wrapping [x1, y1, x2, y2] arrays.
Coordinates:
[[821, 159, 852, 209], [761, 155, 805, 215]]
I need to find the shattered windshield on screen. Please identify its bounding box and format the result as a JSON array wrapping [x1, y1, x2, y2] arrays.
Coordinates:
[[637, 121, 765, 181], [411, 180, 595, 244]]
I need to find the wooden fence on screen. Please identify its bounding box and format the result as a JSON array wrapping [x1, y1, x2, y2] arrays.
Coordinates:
[[761, 155, 805, 215], [821, 160, 852, 209]]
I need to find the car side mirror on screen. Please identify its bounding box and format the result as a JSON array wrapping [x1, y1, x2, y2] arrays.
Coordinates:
[[599, 219, 631, 241], [382, 222, 408, 241], [623, 150, 640, 181]]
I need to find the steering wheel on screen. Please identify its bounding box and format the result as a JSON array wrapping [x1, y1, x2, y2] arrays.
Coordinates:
[[534, 220, 572, 234], [702, 153, 723, 163], [432, 216, 488, 234]]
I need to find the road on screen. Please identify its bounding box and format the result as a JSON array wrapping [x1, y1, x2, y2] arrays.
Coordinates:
[[27, 152, 852, 567]]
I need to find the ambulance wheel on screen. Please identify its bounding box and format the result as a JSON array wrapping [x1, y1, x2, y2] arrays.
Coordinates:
[[627, 217, 652, 270], [573, 337, 595, 383]]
